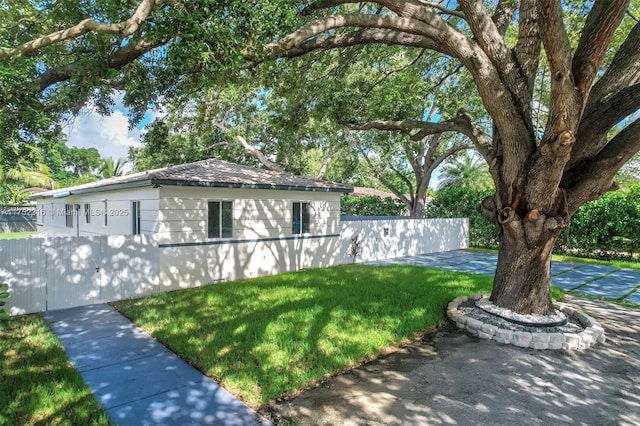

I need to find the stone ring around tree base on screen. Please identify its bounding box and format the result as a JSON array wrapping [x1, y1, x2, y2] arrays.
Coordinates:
[[447, 294, 606, 350]]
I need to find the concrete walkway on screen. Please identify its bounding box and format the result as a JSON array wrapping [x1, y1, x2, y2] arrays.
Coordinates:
[[370, 249, 640, 303], [44, 304, 271, 426]]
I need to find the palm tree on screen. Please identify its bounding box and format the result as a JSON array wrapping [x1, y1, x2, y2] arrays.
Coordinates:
[[438, 152, 493, 191], [99, 158, 128, 179], [0, 162, 55, 188]]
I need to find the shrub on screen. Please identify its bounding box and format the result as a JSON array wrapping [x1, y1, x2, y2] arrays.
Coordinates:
[[341, 194, 405, 216], [425, 186, 498, 248], [557, 183, 640, 260]]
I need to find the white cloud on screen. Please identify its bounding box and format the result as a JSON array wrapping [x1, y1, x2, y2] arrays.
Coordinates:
[[62, 91, 158, 171], [64, 108, 141, 163]]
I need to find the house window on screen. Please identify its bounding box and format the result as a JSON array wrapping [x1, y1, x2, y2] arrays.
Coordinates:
[[132, 201, 141, 235], [292, 202, 310, 234], [208, 201, 233, 238], [84, 203, 91, 224], [65, 204, 73, 228], [37, 206, 45, 226]]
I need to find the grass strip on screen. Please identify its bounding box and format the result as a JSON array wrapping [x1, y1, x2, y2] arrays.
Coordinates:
[[0, 315, 109, 425], [115, 264, 498, 407], [0, 231, 35, 240]]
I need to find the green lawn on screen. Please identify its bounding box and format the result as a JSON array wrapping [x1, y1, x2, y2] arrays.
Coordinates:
[[114, 264, 499, 407], [0, 231, 35, 240], [0, 315, 109, 425], [552, 253, 640, 271]]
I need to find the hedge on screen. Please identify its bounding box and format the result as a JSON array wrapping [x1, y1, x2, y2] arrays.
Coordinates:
[[340, 195, 406, 216], [426, 184, 640, 261]]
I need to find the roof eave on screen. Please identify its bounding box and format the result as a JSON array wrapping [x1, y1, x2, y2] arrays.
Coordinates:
[[151, 179, 353, 193], [29, 180, 153, 200]]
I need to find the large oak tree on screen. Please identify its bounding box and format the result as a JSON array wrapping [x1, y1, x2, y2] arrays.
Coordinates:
[[265, 0, 639, 314], [2, 0, 639, 314]]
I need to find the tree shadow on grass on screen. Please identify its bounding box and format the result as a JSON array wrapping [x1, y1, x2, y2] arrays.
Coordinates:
[[0, 315, 108, 425], [114, 264, 493, 408]]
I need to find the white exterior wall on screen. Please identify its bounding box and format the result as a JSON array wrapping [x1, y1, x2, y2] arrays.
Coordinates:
[[340, 218, 469, 263], [156, 186, 341, 244], [156, 186, 342, 288], [34, 186, 160, 237]]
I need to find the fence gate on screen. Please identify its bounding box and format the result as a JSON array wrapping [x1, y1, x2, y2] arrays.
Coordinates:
[[44, 237, 102, 310]]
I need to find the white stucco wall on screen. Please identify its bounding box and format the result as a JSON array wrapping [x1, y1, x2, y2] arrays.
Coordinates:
[[340, 217, 469, 263], [156, 186, 343, 288], [156, 186, 341, 244], [34, 186, 160, 237]]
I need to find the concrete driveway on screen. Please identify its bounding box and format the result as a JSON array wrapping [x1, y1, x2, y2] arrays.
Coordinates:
[[271, 297, 640, 425], [272, 251, 640, 425]]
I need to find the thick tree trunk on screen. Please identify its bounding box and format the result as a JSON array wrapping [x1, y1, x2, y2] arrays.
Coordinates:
[[490, 224, 558, 315], [409, 202, 424, 219]]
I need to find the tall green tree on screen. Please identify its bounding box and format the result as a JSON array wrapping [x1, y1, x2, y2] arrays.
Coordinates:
[[41, 140, 101, 184], [260, 0, 640, 314], [130, 71, 360, 183], [0, 0, 301, 168]]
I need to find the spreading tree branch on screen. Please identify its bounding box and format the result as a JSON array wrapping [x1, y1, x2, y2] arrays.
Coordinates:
[[572, 0, 629, 99], [513, 0, 541, 93], [492, 0, 518, 36], [237, 136, 285, 173], [0, 0, 158, 59], [584, 21, 640, 116], [565, 118, 640, 213], [459, 0, 530, 117], [570, 21, 640, 168], [272, 29, 442, 59], [538, 0, 581, 144], [38, 38, 161, 91]]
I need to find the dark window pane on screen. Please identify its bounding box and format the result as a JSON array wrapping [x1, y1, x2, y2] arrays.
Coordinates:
[[221, 201, 233, 238], [132, 201, 141, 235], [65, 204, 73, 228], [292, 202, 301, 234], [302, 202, 310, 233], [208, 201, 220, 238]]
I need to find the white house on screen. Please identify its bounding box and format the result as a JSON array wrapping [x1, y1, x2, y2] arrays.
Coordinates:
[[29, 158, 352, 289]]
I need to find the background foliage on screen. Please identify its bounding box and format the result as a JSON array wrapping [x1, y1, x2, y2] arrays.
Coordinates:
[[340, 195, 406, 217], [558, 183, 640, 260], [424, 186, 498, 248], [426, 183, 640, 260]]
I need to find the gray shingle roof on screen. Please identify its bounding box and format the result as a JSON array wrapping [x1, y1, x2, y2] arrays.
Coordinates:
[[30, 158, 353, 199]]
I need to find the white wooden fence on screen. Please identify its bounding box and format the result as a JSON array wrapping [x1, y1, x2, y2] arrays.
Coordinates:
[[1, 235, 159, 315], [1, 218, 468, 314]]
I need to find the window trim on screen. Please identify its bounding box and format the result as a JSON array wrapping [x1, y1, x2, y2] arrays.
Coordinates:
[[292, 201, 310, 235], [207, 200, 233, 239], [36, 206, 45, 226], [65, 204, 73, 228]]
